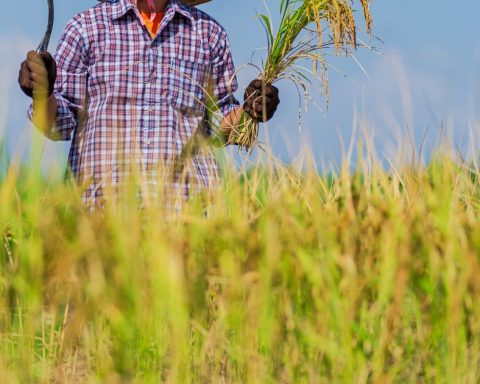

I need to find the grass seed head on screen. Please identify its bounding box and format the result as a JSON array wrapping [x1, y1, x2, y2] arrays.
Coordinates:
[[236, 0, 373, 151]]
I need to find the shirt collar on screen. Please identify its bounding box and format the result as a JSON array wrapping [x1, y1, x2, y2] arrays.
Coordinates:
[[110, 0, 193, 22]]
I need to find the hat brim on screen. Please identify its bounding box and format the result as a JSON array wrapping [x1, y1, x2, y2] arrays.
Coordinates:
[[182, 0, 212, 5], [96, 0, 212, 6]]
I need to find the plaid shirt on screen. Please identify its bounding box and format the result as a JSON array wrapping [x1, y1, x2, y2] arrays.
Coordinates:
[[29, 0, 239, 206]]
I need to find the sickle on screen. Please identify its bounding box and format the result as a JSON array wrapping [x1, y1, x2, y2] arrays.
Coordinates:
[[37, 0, 54, 52]]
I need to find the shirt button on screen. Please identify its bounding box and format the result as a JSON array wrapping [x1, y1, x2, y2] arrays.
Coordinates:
[[144, 139, 151, 145]]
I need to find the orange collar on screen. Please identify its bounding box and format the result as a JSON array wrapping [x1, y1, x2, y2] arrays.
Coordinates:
[[139, 10, 165, 37]]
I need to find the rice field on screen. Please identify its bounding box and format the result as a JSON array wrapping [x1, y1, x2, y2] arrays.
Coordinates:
[[3, 0, 479, 382], [1, 141, 480, 383]]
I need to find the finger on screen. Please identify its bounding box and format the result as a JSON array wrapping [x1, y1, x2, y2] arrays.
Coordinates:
[[250, 81, 277, 95], [26, 56, 47, 71], [28, 62, 50, 80], [31, 72, 48, 86], [20, 61, 31, 76], [31, 78, 49, 92], [246, 104, 259, 118], [262, 94, 278, 103], [19, 72, 34, 90], [24, 77, 34, 90], [245, 86, 259, 100], [26, 50, 38, 61], [26, 61, 48, 78], [265, 97, 280, 108], [264, 86, 279, 97], [251, 113, 261, 120], [247, 96, 264, 110], [252, 103, 278, 120], [251, 95, 277, 108], [249, 79, 262, 89], [30, 72, 49, 87], [26, 55, 47, 70], [254, 102, 272, 112], [253, 89, 278, 104], [244, 98, 254, 108], [244, 91, 255, 102], [245, 90, 259, 101], [28, 71, 48, 89], [254, 106, 275, 117], [244, 103, 251, 112], [27, 51, 45, 66], [19, 62, 33, 87]]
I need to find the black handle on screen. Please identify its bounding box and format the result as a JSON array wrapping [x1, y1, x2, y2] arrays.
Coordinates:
[[37, 0, 54, 53]]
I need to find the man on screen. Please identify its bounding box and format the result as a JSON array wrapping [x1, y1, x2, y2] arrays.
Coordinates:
[[18, 0, 280, 207]]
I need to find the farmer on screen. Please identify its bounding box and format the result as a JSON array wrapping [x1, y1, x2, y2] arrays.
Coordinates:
[[18, 0, 280, 207]]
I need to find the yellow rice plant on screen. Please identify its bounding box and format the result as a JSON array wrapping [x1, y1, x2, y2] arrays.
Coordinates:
[[3, 142, 480, 382]]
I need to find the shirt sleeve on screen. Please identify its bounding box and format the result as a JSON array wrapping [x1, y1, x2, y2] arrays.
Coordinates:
[[206, 26, 240, 135], [28, 15, 89, 141]]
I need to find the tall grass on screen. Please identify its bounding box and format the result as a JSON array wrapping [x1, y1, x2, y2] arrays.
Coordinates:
[[1, 138, 480, 383]]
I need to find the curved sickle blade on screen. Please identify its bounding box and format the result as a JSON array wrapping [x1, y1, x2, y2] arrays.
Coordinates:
[[37, 0, 54, 52]]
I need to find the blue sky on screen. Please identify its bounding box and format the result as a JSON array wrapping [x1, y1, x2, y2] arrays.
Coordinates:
[[1, 0, 480, 167]]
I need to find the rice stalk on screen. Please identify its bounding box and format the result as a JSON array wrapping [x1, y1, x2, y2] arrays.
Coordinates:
[[234, 0, 372, 150], [3, 140, 480, 381]]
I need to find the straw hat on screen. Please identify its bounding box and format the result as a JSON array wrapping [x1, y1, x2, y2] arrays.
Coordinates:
[[183, 0, 211, 5], [97, 0, 212, 5]]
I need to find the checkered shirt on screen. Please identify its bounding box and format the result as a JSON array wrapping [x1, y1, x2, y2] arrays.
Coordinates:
[[28, 0, 239, 206]]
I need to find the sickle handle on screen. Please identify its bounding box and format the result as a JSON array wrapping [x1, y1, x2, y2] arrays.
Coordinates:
[[37, 0, 54, 52]]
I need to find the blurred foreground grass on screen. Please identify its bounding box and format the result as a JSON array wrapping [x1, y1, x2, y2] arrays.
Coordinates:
[[1, 146, 480, 383]]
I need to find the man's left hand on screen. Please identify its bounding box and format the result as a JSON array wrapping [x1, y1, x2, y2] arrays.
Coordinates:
[[244, 79, 280, 123]]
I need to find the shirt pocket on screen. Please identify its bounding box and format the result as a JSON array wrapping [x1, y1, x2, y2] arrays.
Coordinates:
[[167, 58, 209, 117]]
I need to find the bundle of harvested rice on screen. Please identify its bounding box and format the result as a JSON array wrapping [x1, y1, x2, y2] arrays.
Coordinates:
[[235, 0, 373, 150]]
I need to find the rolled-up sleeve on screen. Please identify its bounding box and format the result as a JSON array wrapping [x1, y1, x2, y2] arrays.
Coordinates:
[[28, 14, 89, 141], [207, 26, 240, 134]]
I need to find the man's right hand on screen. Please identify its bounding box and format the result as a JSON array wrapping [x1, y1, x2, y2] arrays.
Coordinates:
[[18, 51, 57, 99]]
